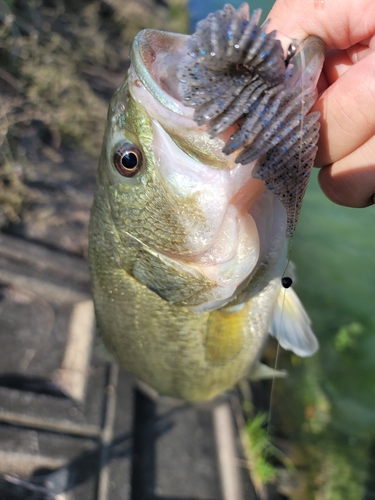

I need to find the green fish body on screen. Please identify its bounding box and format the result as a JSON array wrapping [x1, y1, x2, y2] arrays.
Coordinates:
[[89, 5, 324, 401]]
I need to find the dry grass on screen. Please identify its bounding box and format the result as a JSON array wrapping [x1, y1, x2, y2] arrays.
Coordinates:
[[0, 0, 188, 226]]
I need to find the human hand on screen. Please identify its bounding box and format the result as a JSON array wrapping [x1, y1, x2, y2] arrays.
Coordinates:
[[267, 0, 375, 207]]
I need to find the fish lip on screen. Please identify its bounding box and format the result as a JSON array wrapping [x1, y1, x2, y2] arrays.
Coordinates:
[[295, 36, 325, 64], [130, 29, 189, 115], [286, 35, 325, 90]]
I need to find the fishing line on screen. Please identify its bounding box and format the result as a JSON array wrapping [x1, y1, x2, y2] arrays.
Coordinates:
[[268, 38, 307, 435], [285, 37, 307, 266], [267, 289, 284, 435]]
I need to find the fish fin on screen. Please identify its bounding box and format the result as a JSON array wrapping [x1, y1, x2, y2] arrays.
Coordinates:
[[249, 361, 287, 381], [271, 286, 318, 357]]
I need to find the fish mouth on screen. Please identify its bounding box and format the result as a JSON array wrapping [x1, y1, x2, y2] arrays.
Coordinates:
[[130, 29, 191, 116], [127, 29, 289, 309]]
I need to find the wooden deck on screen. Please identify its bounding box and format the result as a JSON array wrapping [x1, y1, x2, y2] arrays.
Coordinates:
[[0, 131, 287, 499]]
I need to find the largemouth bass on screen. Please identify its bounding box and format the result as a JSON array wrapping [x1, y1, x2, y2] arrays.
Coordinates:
[[89, 4, 324, 401]]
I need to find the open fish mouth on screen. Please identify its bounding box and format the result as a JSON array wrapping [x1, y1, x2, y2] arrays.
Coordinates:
[[114, 8, 324, 310]]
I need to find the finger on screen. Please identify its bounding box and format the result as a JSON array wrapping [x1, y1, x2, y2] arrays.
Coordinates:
[[313, 50, 375, 167], [347, 35, 375, 63], [318, 134, 375, 207], [323, 42, 375, 86], [347, 43, 374, 64], [323, 49, 353, 86], [266, 0, 375, 50]]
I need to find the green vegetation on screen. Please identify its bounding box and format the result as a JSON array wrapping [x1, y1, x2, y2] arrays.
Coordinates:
[[246, 412, 279, 485], [246, 412, 295, 485], [308, 439, 366, 500], [334, 322, 365, 352]]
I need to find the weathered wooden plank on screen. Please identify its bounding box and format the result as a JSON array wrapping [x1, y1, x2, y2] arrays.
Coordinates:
[[0, 233, 90, 301]]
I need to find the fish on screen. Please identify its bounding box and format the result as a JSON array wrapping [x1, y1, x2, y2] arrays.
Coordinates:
[[89, 3, 324, 401]]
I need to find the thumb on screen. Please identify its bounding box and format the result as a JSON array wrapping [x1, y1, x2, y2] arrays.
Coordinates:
[[266, 0, 375, 50]]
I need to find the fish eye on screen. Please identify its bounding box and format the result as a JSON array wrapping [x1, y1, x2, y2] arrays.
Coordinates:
[[113, 144, 142, 177]]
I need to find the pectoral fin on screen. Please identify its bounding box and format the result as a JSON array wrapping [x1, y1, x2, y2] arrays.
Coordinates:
[[271, 286, 318, 357]]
